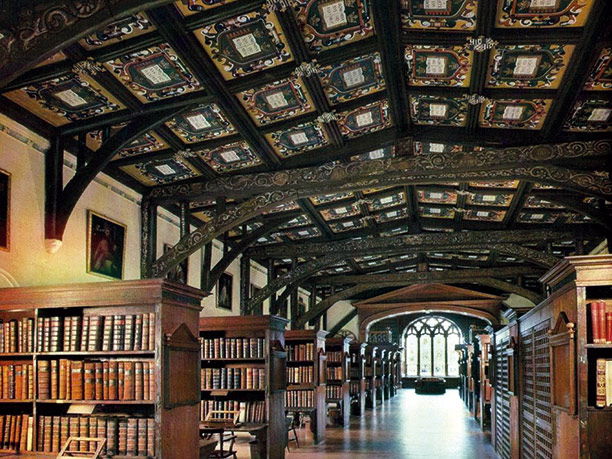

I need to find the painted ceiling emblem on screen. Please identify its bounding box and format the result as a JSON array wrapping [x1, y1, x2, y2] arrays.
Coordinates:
[[480, 99, 550, 129], [293, 0, 374, 52], [197, 141, 262, 172], [419, 206, 455, 219], [405, 45, 473, 87], [134, 158, 198, 185], [310, 192, 354, 205], [497, 0, 593, 28], [239, 77, 314, 125], [487, 44, 573, 89], [584, 47, 612, 91], [338, 100, 391, 137], [79, 13, 153, 49], [104, 44, 200, 102], [266, 121, 328, 157], [319, 53, 385, 104], [467, 193, 513, 206], [564, 99, 612, 132], [196, 9, 292, 79], [320, 204, 361, 221], [367, 193, 405, 211], [166, 104, 235, 143], [518, 211, 559, 223], [6, 73, 122, 126], [410, 95, 468, 126], [417, 189, 458, 204], [374, 208, 408, 223], [401, 0, 479, 30]]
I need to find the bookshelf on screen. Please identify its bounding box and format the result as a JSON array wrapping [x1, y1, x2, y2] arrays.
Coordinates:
[[375, 348, 385, 403], [0, 279, 204, 458], [325, 337, 351, 427], [349, 342, 366, 416], [376, 344, 399, 400], [285, 330, 327, 444], [364, 345, 378, 409], [198, 315, 287, 459], [475, 333, 491, 431], [539, 255, 612, 458]]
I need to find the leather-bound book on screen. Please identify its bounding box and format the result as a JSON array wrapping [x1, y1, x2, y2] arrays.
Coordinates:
[[96, 417, 107, 456], [101, 315, 113, 351], [106, 417, 117, 456], [126, 418, 137, 456], [123, 315, 134, 351], [88, 316, 101, 351], [117, 418, 128, 456], [59, 417, 69, 452], [113, 315, 124, 351], [141, 313, 149, 351], [42, 416, 52, 452], [148, 312, 156, 351], [108, 361, 118, 400], [134, 362, 143, 400], [63, 317, 71, 352], [143, 362, 150, 401], [78, 416, 88, 452], [80, 316, 89, 352], [94, 362, 104, 400], [83, 362, 95, 401], [71, 360, 84, 400], [596, 358, 607, 408], [147, 418, 155, 457], [117, 362, 125, 400], [70, 317, 81, 352], [38, 360, 50, 400], [51, 416, 60, 452], [137, 418, 147, 455], [134, 314, 142, 351], [102, 361, 110, 400], [50, 360, 58, 399], [123, 361, 135, 400]]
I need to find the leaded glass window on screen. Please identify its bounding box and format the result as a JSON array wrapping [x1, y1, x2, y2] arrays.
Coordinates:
[[403, 316, 462, 377]]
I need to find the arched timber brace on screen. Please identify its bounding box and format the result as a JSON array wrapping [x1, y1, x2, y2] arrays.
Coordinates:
[[0, 0, 175, 87], [45, 107, 185, 242], [146, 190, 298, 278], [206, 217, 292, 292], [243, 253, 348, 315], [148, 140, 612, 202], [294, 268, 544, 328], [329, 309, 359, 337]]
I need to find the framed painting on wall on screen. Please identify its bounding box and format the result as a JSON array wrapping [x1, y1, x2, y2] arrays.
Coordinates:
[[0, 169, 9, 251], [163, 243, 188, 284], [217, 272, 233, 310], [86, 210, 126, 280]]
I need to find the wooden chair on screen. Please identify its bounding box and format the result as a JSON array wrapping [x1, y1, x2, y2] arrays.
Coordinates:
[[201, 410, 239, 459], [199, 439, 218, 459], [285, 415, 299, 451]]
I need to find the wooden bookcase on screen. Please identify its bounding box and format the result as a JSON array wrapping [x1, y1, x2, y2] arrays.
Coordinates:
[[376, 344, 398, 400], [0, 279, 204, 459], [349, 342, 366, 416], [389, 349, 401, 398], [325, 337, 351, 427], [475, 334, 491, 431], [539, 255, 612, 459], [374, 348, 385, 403], [198, 315, 287, 459], [364, 345, 378, 409], [285, 330, 327, 444]]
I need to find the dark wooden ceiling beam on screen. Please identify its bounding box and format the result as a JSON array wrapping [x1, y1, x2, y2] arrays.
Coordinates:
[[371, 0, 410, 133], [502, 181, 533, 227], [148, 140, 612, 202], [245, 229, 579, 259]]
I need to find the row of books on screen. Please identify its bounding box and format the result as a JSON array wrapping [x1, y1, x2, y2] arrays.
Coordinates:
[[327, 367, 343, 381], [327, 351, 344, 363], [287, 343, 316, 361], [326, 386, 343, 399], [595, 358, 612, 408], [287, 366, 314, 384], [0, 414, 32, 451], [0, 364, 34, 400], [589, 301, 612, 343], [200, 337, 265, 360], [38, 360, 155, 401], [200, 400, 266, 424], [36, 415, 155, 457], [286, 390, 314, 408], [36, 314, 156, 352], [200, 367, 266, 390], [350, 368, 361, 379], [349, 381, 361, 395], [0, 318, 34, 353]]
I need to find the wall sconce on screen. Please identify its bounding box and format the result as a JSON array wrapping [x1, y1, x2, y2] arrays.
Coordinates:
[[45, 238, 62, 254]]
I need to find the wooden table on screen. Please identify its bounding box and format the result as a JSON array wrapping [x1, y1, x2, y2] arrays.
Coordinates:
[[200, 423, 268, 459]]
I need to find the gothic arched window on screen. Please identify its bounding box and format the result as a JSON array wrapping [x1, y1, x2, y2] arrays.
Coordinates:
[[403, 316, 461, 377]]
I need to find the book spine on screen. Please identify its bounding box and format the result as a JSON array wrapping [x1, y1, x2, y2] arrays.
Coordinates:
[[88, 316, 101, 351], [134, 314, 142, 351], [80, 316, 89, 352], [148, 312, 156, 351], [124, 315, 134, 351], [83, 362, 95, 400], [147, 418, 155, 457], [596, 358, 607, 408], [607, 311, 612, 344], [71, 360, 83, 400], [113, 315, 124, 351], [101, 315, 113, 351], [38, 360, 50, 400], [95, 362, 104, 401], [606, 360, 612, 407]]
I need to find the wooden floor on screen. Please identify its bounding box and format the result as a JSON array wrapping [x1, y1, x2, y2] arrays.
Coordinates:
[[284, 388, 497, 459]]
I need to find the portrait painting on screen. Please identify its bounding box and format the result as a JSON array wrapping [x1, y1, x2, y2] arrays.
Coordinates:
[[217, 272, 233, 310], [0, 169, 9, 251], [164, 243, 188, 284], [87, 211, 126, 280]]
